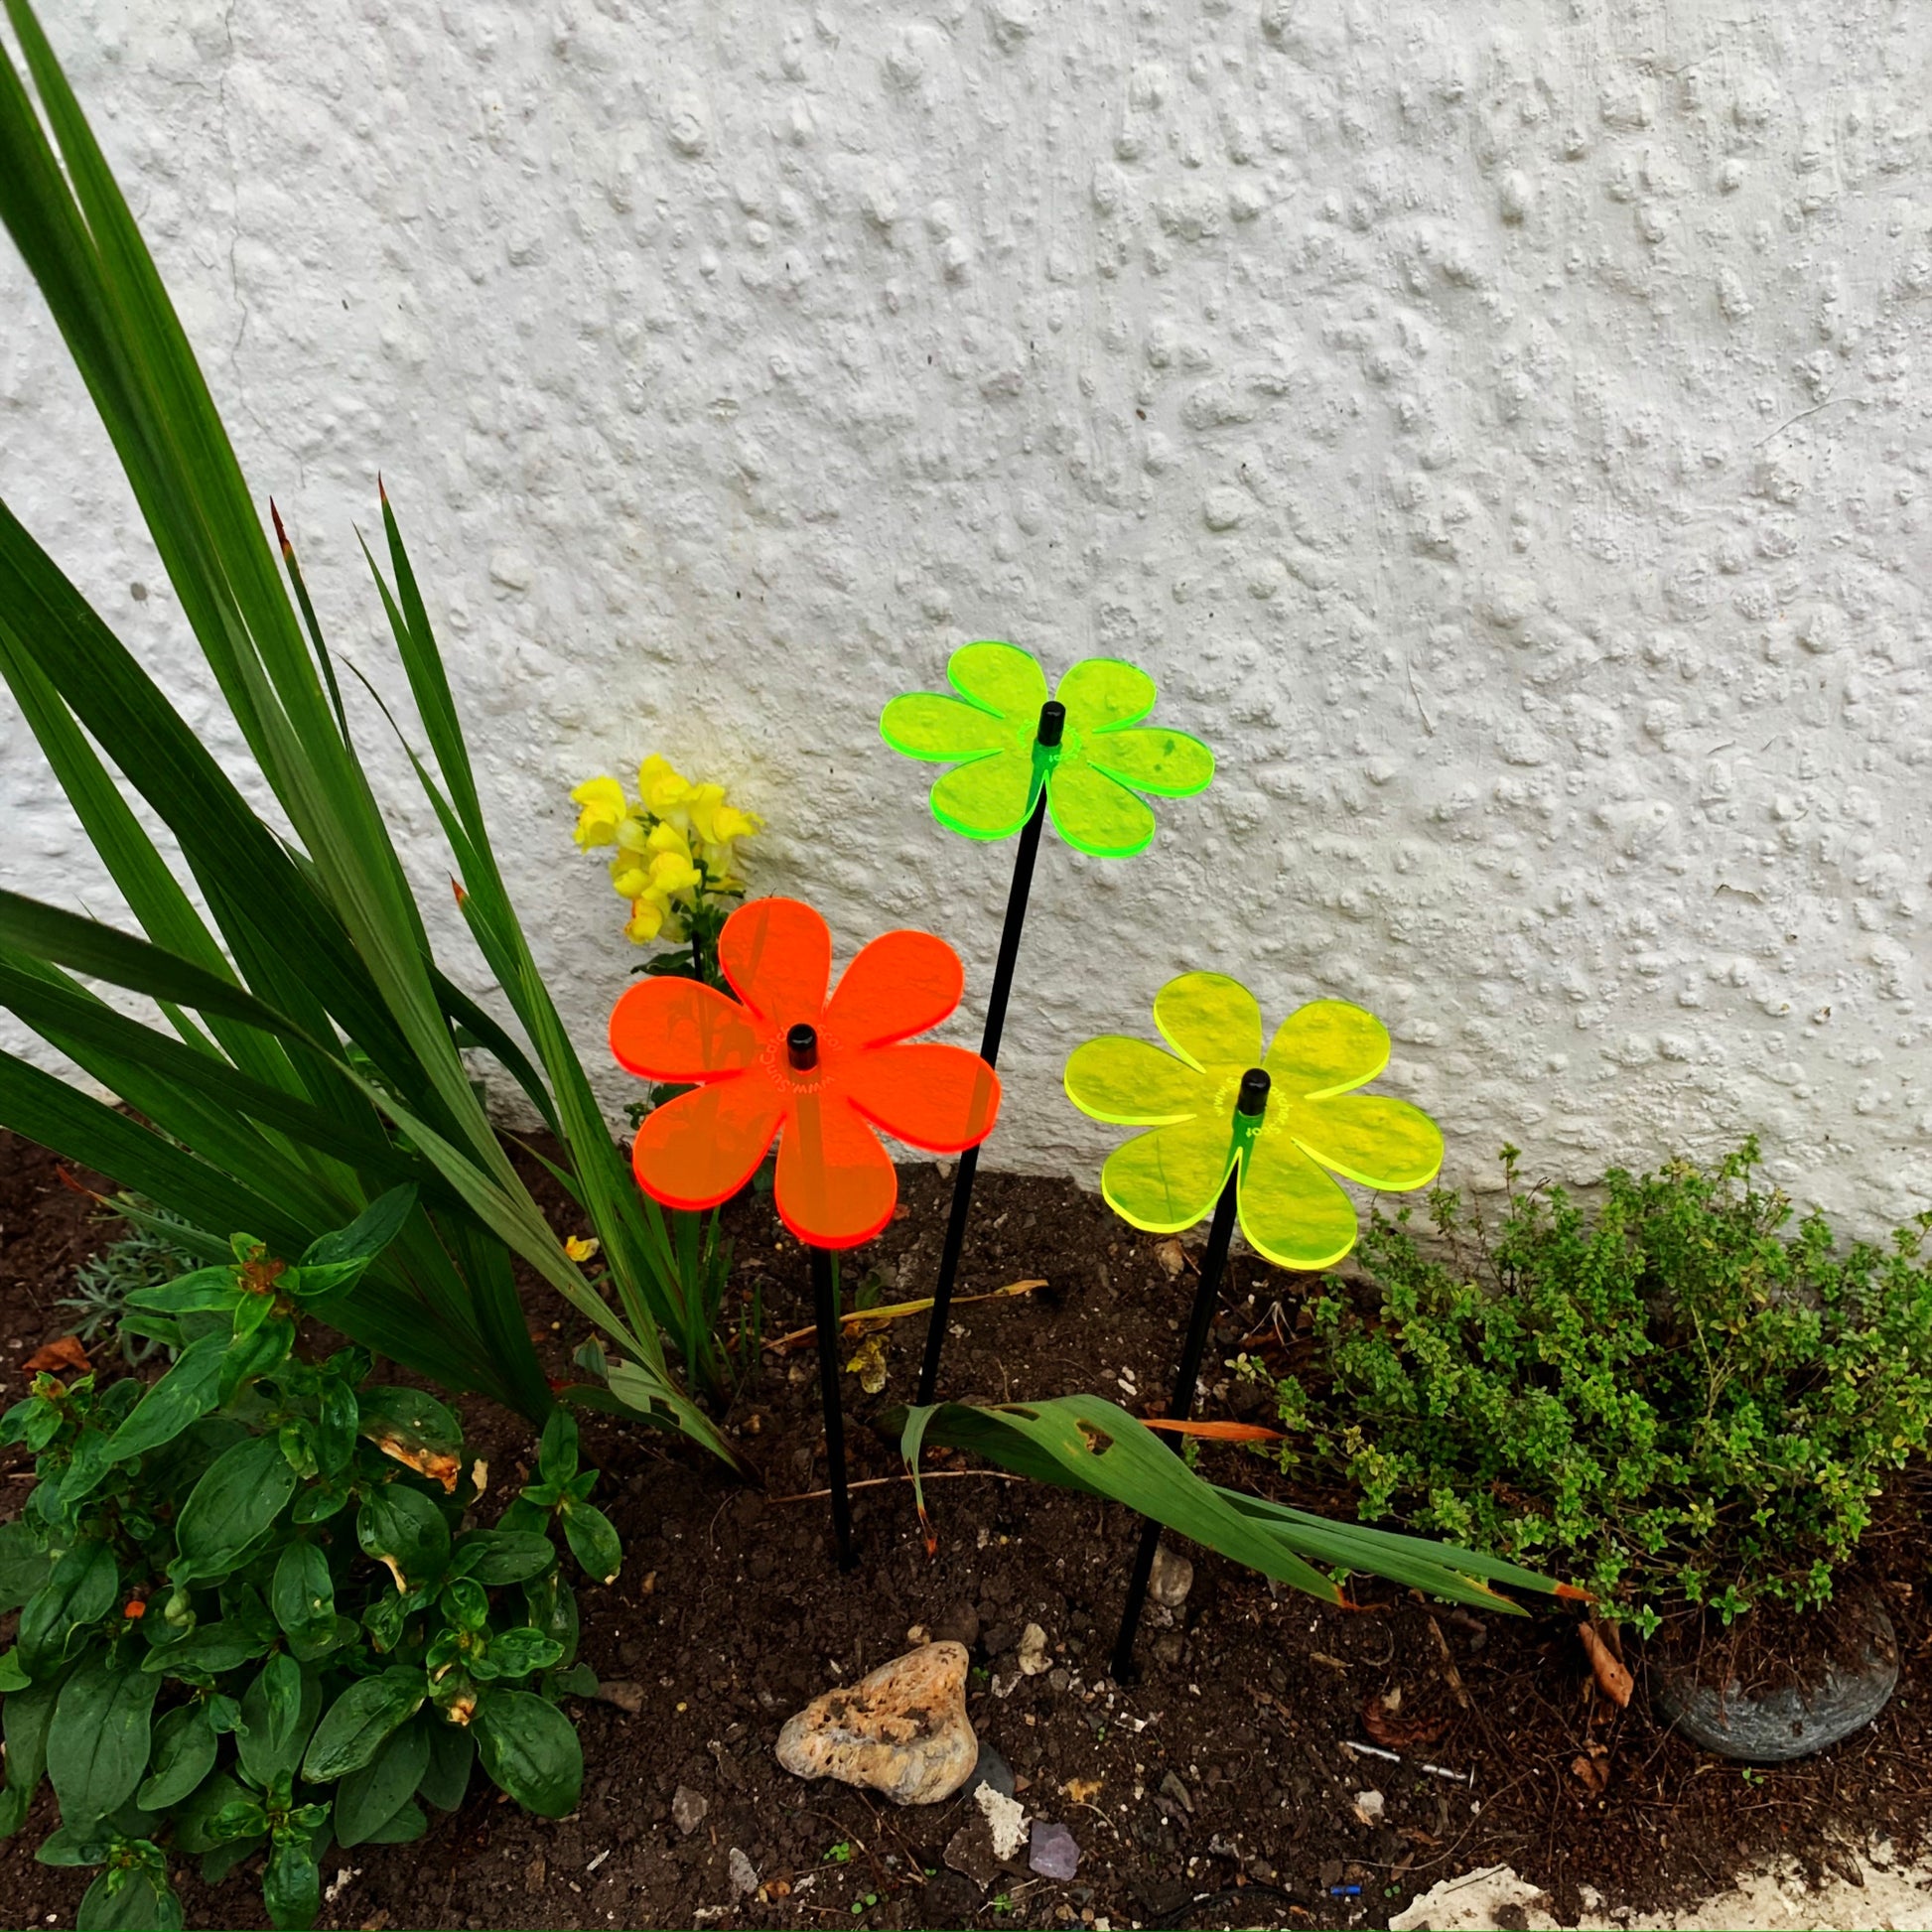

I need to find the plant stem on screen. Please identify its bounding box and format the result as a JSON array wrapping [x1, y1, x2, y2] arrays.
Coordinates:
[[1110, 1162, 1241, 1683], [811, 1244, 856, 1570], [915, 782, 1047, 1406]]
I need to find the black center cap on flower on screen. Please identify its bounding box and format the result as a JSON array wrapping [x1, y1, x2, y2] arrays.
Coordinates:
[[1238, 1067, 1271, 1117], [787, 1023, 819, 1071]]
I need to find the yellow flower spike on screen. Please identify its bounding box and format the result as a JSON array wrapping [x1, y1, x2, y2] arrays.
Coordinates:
[[615, 815, 650, 855], [647, 849, 703, 897], [1064, 973, 1444, 1272], [638, 754, 693, 820], [569, 775, 629, 849], [610, 857, 652, 900], [645, 821, 694, 864], [623, 897, 666, 944]]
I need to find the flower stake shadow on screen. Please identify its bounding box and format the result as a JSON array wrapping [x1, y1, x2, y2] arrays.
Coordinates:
[[881, 642, 1213, 1403], [1064, 973, 1445, 1678], [611, 897, 1000, 1568]]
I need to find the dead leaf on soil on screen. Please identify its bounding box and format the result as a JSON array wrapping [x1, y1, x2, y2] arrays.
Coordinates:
[[845, 1333, 889, 1395], [22, 1334, 89, 1375], [1155, 1239, 1189, 1279], [1579, 1620, 1633, 1707], [1062, 1778, 1103, 1804], [1362, 1691, 1446, 1751], [1571, 1741, 1611, 1795]]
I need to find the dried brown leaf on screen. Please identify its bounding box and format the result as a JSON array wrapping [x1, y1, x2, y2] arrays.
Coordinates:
[[1362, 1692, 1447, 1750], [1579, 1620, 1633, 1707], [22, 1334, 89, 1375]]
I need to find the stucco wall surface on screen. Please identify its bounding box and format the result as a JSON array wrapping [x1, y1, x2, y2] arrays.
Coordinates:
[[3, 0, 1930, 1231]]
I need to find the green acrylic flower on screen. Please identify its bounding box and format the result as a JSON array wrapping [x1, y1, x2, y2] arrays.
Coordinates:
[[1064, 973, 1444, 1271], [880, 641, 1214, 858]]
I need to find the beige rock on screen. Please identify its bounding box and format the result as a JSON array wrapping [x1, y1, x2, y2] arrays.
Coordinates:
[[774, 1642, 977, 1806], [1149, 1540, 1194, 1609]]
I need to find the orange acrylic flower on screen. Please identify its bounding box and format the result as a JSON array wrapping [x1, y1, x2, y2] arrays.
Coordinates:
[[609, 897, 1002, 1249]]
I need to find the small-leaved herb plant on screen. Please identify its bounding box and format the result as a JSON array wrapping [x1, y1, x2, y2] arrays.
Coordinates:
[[57, 1204, 202, 1368], [1266, 1141, 1932, 1632], [0, 1187, 622, 1931]]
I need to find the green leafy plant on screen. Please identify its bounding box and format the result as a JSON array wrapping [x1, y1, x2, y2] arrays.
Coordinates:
[[0, 0, 736, 1466], [1268, 1141, 1932, 1631], [58, 1205, 201, 1368], [0, 1198, 612, 1931], [894, 1393, 1576, 1614]]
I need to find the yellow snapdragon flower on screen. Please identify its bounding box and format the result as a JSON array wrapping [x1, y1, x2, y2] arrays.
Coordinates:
[[569, 776, 630, 849], [571, 754, 759, 949]]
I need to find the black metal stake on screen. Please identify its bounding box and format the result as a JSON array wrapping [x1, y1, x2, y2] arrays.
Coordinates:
[[1110, 1067, 1271, 1683], [789, 1020, 857, 1571], [914, 699, 1064, 1408], [810, 1243, 855, 1571]]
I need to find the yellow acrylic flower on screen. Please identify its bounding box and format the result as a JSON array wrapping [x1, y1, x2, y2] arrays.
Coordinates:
[[569, 775, 630, 849], [1063, 974, 1444, 1271]]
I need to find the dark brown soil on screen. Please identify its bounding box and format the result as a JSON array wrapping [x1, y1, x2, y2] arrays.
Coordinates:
[[4, 1127, 1932, 1932]]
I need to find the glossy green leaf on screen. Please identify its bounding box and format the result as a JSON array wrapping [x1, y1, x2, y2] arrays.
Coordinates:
[[139, 1621, 269, 1680], [172, 1436, 296, 1584], [473, 1688, 582, 1818], [235, 1654, 321, 1791], [104, 1332, 225, 1463], [0, 1670, 62, 1838], [19, 1540, 116, 1671], [76, 1864, 184, 1932], [450, 1529, 554, 1587], [303, 1667, 426, 1781], [356, 1484, 451, 1591], [48, 1653, 160, 1824], [560, 1505, 621, 1587], [138, 1702, 217, 1809], [333, 1718, 431, 1848], [262, 1827, 322, 1932], [270, 1543, 336, 1650], [0, 1517, 49, 1613], [417, 1713, 474, 1811]]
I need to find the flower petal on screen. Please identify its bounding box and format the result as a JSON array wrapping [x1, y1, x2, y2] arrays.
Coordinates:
[[1064, 1036, 1212, 1126], [880, 693, 1016, 761], [1292, 1093, 1444, 1192], [1153, 972, 1263, 1074], [1055, 657, 1155, 731], [774, 1091, 897, 1248], [1264, 1000, 1390, 1099], [1237, 1132, 1362, 1270], [825, 930, 963, 1049], [1045, 758, 1156, 858], [719, 897, 831, 1028], [1086, 724, 1215, 798], [610, 979, 761, 1082], [948, 640, 1049, 722], [845, 1042, 1000, 1152], [930, 748, 1040, 841], [1098, 1116, 1235, 1235], [630, 1076, 784, 1211]]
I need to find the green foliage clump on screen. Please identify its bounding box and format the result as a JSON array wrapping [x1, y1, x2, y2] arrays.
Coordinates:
[[58, 1204, 202, 1367], [0, 1193, 618, 1931], [1270, 1141, 1932, 1632]]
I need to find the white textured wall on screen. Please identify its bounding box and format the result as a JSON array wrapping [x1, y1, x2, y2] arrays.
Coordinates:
[[4, 0, 1931, 1232]]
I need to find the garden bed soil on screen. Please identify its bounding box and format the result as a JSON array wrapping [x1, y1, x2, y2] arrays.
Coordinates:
[[5, 1125, 1932, 1931]]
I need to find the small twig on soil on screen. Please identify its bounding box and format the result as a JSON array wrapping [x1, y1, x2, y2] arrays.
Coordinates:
[[767, 1470, 1025, 1505], [764, 1279, 1045, 1352], [1427, 1613, 1472, 1710]]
